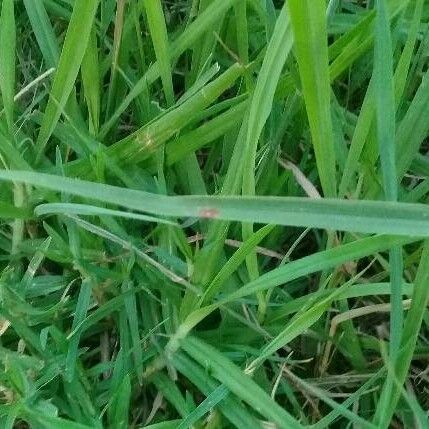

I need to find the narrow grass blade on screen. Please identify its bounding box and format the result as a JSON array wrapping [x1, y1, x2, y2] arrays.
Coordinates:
[[393, 0, 424, 105], [121, 280, 143, 383], [339, 0, 423, 199], [166, 101, 247, 166], [241, 4, 293, 296], [172, 351, 260, 428], [288, 0, 336, 197], [313, 371, 384, 428], [140, 422, 181, 429], [268, 282, 414, 323], [100, 0, 240, 136], [165, 235, 414, 365], [220, 235, 413, 304], [81, 29, 100, 134], [202, 225, 275, 303], [23, 0, 59, 68], [0, 171, 429, 236], [21, 237, 52, 291], [396, 68, 429, 179], [107, 373, 131, 429], [24, 412, 94, 429], [373, 241, 429, 428], [101, 63, 243, 167], [374, 0, 403, 358], [150, 373, 192, 418], [242, 4, 292, 200], [374, 0, 397, 202], [177, 385, 229, 429], [181, 336, 304, 428], [35, 203, 177, 225], [338, 78, 375, 198], [105, 0, 126, 117], [35, 0, 100, 159], [144, 0, 175, 106], [249, 292, 337, 370], [65, 279, 93, 382], [0, 0, 16, 131]]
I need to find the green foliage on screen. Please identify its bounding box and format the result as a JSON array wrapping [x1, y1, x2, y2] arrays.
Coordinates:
[[1, 1, 429, 428]]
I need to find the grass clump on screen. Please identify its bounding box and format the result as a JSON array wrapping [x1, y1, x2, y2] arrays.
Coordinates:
[[1, 0, 429, 427]]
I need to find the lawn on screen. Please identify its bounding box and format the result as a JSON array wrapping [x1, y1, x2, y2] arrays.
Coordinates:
[[1, 0, 429, 428]]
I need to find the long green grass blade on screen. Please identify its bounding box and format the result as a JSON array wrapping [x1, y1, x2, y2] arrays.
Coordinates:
[[374, 0, 403, 360], [0, 0, 16, 131], [288, 0, 337, 197], [241, 4, 292, 306], [144, 0, 175, 106], [373, 241, 429, 428], [0, 171, 429, 236], [35, 0, 99, 159]]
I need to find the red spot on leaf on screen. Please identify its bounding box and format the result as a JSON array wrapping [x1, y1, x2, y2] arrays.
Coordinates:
[[199, 208, 220, 218]]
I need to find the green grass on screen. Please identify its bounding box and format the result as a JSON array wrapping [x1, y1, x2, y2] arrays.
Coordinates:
[[1, 1, 429, 428]]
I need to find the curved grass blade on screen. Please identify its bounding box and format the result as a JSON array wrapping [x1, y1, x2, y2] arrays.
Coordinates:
[[35, 203, 177, 226]]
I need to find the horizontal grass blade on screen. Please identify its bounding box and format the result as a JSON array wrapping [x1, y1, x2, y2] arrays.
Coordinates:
[[0, 171, 429, 236], [35, 203, 177, 225]]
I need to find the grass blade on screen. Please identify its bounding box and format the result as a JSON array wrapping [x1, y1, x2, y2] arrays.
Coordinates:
[[144, 0, 175, 106], [35, 0, 100, 160], [65, 278, 93, 382], [241, 4, 293, 313], [99, 0, 240, 136], [373, 241, 429, 427], [172, 351, 260, 428], [0, 171, 429, 236], [23, 0, 59, 68], [81, 29, 100, 135], [181, 336, 304, 428], [288, 0, 337, 197], [0, 0, 15, 131], [374, 0, 403, 360]]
